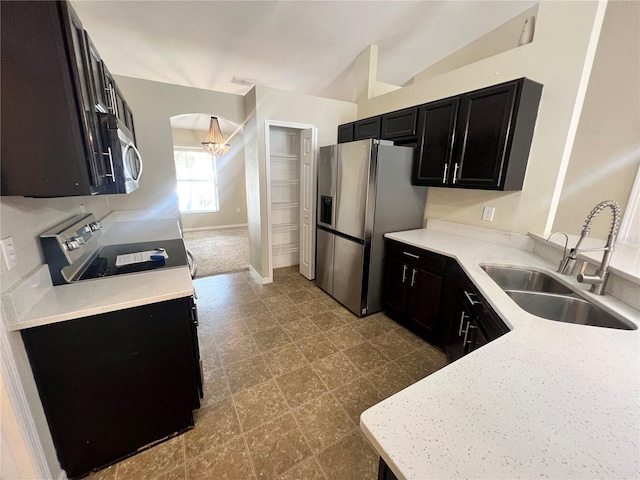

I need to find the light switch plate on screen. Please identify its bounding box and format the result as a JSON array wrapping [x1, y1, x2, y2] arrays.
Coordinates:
[[482, 206, 495, 222], [1, 237, 18, 270]]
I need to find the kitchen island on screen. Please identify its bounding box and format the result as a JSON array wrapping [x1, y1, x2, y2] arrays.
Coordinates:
[[361, 223, 640, 479]]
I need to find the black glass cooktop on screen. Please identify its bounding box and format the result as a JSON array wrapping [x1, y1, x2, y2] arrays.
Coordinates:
[[77, 239, 188, 281]]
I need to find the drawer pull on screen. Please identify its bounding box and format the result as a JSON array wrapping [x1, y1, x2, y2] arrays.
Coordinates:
[[402, 264, 408, 283], [403, 251, 420, 259], [464, 290, 481, 305], [464, 323, 476, 345], [442, 163, 449, 184], [410, 268, 417, 287], [457, 310, 468, 336]]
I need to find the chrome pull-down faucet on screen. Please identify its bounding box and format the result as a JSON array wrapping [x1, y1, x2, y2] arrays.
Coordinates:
[[570, 200, 621, 295]]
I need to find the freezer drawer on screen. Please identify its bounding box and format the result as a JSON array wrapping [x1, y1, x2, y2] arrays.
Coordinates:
[[333, 235, 366, 315], [316, 228, 334, 295]]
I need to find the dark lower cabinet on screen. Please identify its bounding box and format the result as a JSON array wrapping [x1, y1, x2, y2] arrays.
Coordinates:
[[383, 239, 447, 346], [378, 458, 399, 480], [444, 262, 509, 361], [21, 297, 202, 479]]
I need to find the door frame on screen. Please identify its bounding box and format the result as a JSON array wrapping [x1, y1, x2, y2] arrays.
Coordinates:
[[264, 120, 318, 283]]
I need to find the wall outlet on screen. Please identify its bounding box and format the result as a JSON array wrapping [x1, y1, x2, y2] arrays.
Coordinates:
[[482, 206, 495, 222], [1, 237, 18, 270], [236, 208, 241, 213], [79, 203, 86, 214]]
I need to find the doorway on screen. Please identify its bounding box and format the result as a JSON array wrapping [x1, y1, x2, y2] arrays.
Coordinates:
[[170, 113, 248, 278], [265, 121, 317, 282]]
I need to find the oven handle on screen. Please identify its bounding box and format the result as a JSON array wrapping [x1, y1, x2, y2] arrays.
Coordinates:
[[123, 141, 143, 184]]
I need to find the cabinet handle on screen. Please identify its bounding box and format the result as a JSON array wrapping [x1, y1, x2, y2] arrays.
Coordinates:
[[452, 163, 459, 184], [442, 163, 449, 184], [464, 323, 477, 345], [402, 264, 408, 283], [410, 269, 417, 287], [462, 320, 472, 345], [463, 290, 481, 305], [457, 310, 468, 336], [101, 147, 115, 179], [403, 251, 420, 259]]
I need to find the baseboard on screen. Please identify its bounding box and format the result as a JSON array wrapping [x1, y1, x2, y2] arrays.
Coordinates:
[[183, 224, 248, 233], [249, 265, 271, 285]]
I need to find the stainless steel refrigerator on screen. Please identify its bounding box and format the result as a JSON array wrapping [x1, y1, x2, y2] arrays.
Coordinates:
[[316, 139, 427, 317]]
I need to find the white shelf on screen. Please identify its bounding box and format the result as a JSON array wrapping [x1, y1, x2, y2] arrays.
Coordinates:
[[272, 223, 299, 232], [271, 179, 300, 186], [272, 201, 300, 209]]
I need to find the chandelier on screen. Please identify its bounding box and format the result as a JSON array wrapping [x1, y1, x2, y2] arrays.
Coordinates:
[[201, 116, 230, 156]]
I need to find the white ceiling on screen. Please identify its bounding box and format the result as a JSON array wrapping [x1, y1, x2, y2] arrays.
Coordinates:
[[71, 0, 536, 102]]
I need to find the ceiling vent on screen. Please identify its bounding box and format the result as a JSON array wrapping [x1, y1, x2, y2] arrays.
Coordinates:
[[231, 76, 256, 86]]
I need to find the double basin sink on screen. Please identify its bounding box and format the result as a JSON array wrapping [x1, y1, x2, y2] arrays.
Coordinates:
[[480, 265, 636, 330]]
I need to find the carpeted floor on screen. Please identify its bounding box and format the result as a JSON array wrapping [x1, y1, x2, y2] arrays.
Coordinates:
[[183, 227, 249, 278]]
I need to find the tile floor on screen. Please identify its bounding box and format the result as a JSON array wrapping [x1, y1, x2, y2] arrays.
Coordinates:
[[86, 267, 448, 480]]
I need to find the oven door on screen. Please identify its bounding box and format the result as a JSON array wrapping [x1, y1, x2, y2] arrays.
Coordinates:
[[118, 126, 143, 193]]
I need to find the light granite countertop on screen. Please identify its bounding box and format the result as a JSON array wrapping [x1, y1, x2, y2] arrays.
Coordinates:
[[360, 226, 640, 479], [2, 212, 193, 331]]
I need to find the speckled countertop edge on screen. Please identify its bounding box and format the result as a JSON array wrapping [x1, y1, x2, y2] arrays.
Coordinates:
[[360, 227, 640, 480]]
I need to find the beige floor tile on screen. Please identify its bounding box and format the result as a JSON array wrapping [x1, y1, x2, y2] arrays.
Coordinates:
[[277, 457, 326, 480], [296, 334, 339, 362], [293, 393, 355, 453], [367, 362, 415, 399], [225, 355, 272, 394], [280, 317, 322, 342], [323, 324, 367, 351], [186, 435, 255, 480], [157, 465, 186, 480], [397, 349, 448, 381], [333, 377, 385, 425], [270, 304, 308, 323], [211, 320, 250, 345], [199, 344, 222, 371], [370, 313, 402, 332], [84, 464, 117, 480], [216, 334, 261, 366], [263, 293, 296, 310], [201, 366, 231, 407], [369, 330, 416, 361], [348, 318, 389, 340], [245, 414, 312, 480], [236, 299, 267, 317], [309, 311, 345, 331], [117, 435, 184, 480], [394, 326, 431, 349], [311, 352, 361, 390], [242, 311, 279, 334], [252, 326, 291, 352], [262, 343, 309, 377], [344, 342, 390, 373], [287, 289, 318, 304], [184, 399, 242, 459], [233, 379, 289, 432], [316, 430, 379, 480], [278, 281, 307, 295], [275, 366, 328, 408], [297, 299, 331, 315]]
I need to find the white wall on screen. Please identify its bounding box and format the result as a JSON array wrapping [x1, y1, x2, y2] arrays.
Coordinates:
[[171, 128, 248, 230], [109, 76, 246, 219], [244, 86, 357, 278], [552, 0, 640, 239], [356, 1, 606, 236]]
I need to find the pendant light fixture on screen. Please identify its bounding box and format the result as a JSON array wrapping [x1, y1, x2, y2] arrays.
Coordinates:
[[201, 116, 230, 156]]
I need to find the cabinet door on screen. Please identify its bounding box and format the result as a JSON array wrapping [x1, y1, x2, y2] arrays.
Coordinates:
[[383, 256, 408, 322], [405, 266, 443, 341], [354, 117, 381, 140], [381, 107, 418, 140], [338, 123, 354, 143], [86, 34, 109, 114], [413, 98, 458, 186], [452, 82, 518, 189]]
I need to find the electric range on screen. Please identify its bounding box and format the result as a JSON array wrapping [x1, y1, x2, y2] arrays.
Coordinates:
[[40, 214, 188, 285]]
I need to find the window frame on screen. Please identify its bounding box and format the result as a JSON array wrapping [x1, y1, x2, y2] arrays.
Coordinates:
[[173, 148, 220, 214]]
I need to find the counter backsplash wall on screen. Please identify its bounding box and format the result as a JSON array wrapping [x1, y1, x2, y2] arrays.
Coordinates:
[[0, 195, 111, 292]]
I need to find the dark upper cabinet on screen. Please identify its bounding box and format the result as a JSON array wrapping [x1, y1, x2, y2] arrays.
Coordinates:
[[354, 117, 382, 140], [337, 123, 354, 143], [414, 78, 542, 190], [0, 1, 136, 197], [413, 98, 459, 185], [86, 34, 109, 114], [381, 107, 418, 140]]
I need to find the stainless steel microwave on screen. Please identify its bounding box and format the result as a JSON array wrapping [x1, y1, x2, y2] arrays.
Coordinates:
[[97, 112, 143, 194]]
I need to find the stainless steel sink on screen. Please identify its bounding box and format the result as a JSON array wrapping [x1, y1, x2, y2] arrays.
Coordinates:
[[480, 265, 573, 294], [506, 291, 636, 330], [480, 264, 637, 331]]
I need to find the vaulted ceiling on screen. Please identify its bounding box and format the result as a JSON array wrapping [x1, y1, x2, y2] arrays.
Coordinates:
[[71, 0, 536, 102]]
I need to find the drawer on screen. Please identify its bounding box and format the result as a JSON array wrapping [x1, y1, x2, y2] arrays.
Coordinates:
[[385, 239, 447, 275]]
